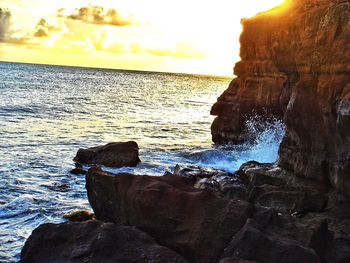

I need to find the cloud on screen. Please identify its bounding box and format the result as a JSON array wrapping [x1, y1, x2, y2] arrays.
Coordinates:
[[34, 18, 65, 38], [66, 5, 133, 27], [0, 8, 11, 40], [1, 5, 206, 60]]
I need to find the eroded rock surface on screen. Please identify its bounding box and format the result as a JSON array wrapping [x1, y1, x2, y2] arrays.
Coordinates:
[[22, 161, 350, 263], [86, 166, 250, 262], [211, 0, 350, 196]]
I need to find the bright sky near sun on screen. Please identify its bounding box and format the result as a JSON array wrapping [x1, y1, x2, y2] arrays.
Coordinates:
[[0, 0, 285, 76]]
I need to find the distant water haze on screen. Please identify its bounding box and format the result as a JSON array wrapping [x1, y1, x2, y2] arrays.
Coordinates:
[[0, 62, 285, 262]]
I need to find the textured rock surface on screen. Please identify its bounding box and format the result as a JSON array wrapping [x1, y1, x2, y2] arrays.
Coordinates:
[[20, 220, 188, 263], [73, 141, 140, 167], [86, 167, 250, 263], [211, 0, 350, 196], [23, 162, 350, 263]]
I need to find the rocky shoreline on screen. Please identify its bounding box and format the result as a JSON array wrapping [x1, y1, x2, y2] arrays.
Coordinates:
[[19, 0, 350, 262], [19, 156, 350, 263]]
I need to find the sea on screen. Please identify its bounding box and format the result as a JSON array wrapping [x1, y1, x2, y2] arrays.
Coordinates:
[[0, 61, 284, 262]]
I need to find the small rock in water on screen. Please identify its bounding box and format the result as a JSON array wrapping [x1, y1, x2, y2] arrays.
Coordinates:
[[69, 168, 87, 175], [63, 210, 95, 222], [73, 141, 141, 167]]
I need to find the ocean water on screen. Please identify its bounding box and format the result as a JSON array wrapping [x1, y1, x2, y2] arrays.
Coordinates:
[[0, 61, 284, 262]]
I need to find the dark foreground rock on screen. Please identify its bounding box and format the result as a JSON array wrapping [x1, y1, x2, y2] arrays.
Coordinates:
[[86, 166, 250, 262], [20, 220, 188, 263], [22, 162, 350, 263], [84, 165, 344, 263], [73, 141, 140, 167]]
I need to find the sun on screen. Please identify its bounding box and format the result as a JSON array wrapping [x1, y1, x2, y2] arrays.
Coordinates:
[[1, 0, 287, 76]]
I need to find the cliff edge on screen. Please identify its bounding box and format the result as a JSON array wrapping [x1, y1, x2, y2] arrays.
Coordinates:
[[211, 0, 350, 196]]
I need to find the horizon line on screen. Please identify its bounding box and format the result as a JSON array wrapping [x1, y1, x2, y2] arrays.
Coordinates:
[[0, 60, 233, 79]]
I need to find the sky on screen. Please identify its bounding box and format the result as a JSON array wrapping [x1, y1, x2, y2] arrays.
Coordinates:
[[0, 0, 285, 76]]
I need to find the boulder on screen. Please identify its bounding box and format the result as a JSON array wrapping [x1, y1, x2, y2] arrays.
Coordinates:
[[20, 220, 187, 263], [73, 141, 140, 167], [86, 166, 250, 262]]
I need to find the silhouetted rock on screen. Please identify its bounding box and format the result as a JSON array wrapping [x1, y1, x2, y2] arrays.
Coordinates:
[[73, 141, 140, 167], [20, 220, 187, 263], [86, 166, 250, 262], [63, 210, 95, 222]]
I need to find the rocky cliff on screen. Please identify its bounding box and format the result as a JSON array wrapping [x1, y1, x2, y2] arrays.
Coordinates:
[[211, 0, 350, 196]]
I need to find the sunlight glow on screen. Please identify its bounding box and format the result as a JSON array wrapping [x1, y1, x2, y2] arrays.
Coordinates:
[[0, 0, 286, 75]]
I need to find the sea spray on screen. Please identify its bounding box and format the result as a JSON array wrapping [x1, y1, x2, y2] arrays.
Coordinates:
[[185, 115, 285, 172]]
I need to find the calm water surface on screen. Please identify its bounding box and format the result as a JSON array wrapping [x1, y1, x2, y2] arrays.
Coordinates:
[[0, 62, 284, 262]]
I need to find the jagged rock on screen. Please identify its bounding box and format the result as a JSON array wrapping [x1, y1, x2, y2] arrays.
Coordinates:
[[20, 220, 187, 263], [63, 210, 95, 222], [211, 0, 350, 196], [173, 164, 248, 199], [194, 175, 248, 200], [86, 166, 250, 262], [239, 161, 285, 187], [73, 141, 140, 167], [173, 164, 230, 180]]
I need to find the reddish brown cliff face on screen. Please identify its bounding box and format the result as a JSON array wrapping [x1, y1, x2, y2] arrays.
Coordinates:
[[211, 0, 350, 195]]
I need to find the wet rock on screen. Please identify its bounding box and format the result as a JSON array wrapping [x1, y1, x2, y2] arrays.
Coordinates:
[[70, 167, 87, 175], [73, 141, 140, 167], [173, 164, 230, 180], [194, 175, 248, 200], [173, 164, 248, 199], [44, 182, 70, 192], [239, 161, 285, 187], [63, 210, 95, 222], [86, 166, 250, 262], [20, 220, 188, 263]]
